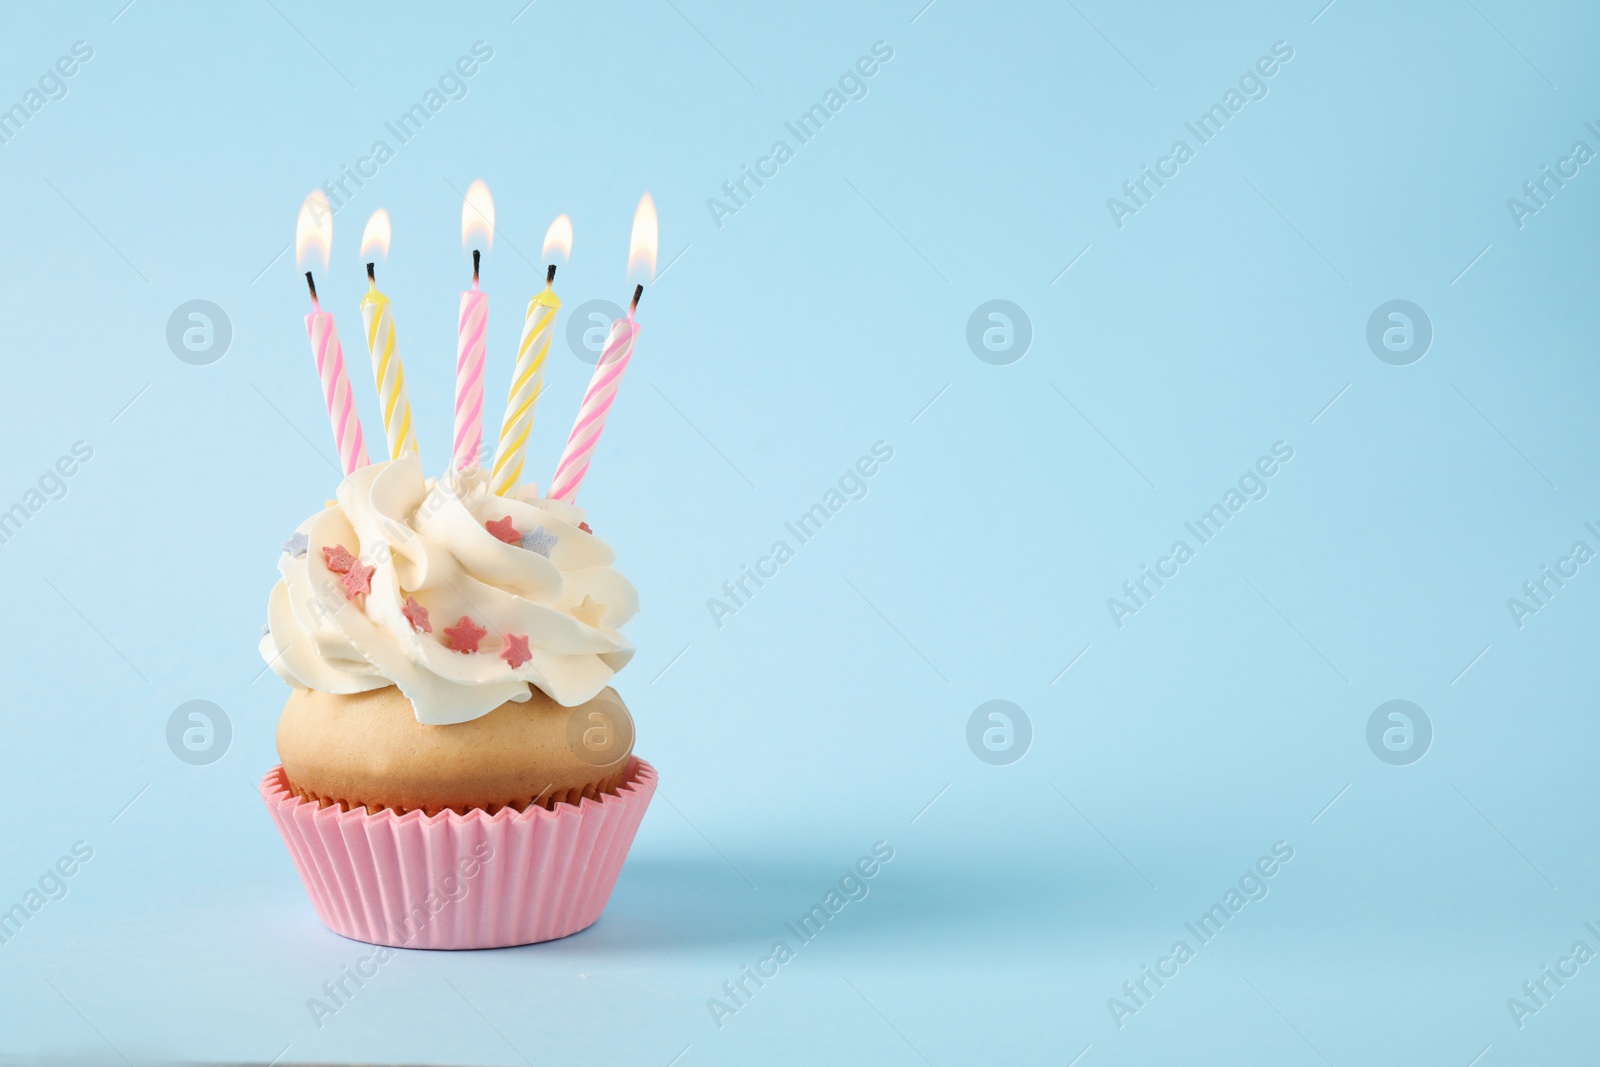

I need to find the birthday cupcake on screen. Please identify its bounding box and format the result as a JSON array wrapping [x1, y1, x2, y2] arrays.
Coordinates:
[[258, 189, 658, 949]]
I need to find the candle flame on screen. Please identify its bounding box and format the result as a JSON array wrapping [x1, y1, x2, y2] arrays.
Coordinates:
[[461, 179, 495, 252], [543, 214, 573, 261], [361, 209, 392, 260], [628, 193, 658, 280], [295, 190, 333, 271]]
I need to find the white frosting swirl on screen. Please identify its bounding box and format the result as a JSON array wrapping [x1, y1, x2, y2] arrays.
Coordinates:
[[260, 455, 636, 724]]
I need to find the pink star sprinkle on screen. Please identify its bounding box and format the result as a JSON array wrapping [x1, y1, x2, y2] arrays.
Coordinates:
[[444, 616, 487, 653], [485, 516, 520, 544], [402, 595, 432, 633], [341, 559, 374, 599], [322, 544, 357, 574], [578, 522, 593, 534], [500, 633, 531, 669]]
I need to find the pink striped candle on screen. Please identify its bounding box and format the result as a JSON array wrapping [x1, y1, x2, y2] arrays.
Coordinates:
[[304, 272, 368, 475], [549, 286, 641, 504], [454, 248, 488, 471]]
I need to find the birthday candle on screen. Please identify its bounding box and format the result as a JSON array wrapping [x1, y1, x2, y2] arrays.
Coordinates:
[[490, 271, 559, 495], [362, 270, 417, 461], [360, 211, 417, 461], [454, 180, 494, 471], [295, 192, 368, 476], [549, 294, 637, 504], [454, 250, 488, 472], [550, 194, 656, 504], [304, 273, 369, 476]]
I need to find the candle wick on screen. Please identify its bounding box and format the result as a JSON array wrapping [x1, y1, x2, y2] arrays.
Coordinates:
[[366, 262, 376, 283], [630, 284, 643, 312], [546, 263, 556, 285], [472, 248, 481, 284], [304, 271, 319, 304]]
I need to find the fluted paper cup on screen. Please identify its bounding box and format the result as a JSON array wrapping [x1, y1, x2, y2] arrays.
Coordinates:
[[260, 757, 656, 949]]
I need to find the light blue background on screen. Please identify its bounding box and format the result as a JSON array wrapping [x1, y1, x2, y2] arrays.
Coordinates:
[[1, 1, 1597, 1064]]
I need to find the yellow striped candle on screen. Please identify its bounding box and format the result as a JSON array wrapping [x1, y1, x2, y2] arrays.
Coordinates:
[[490, 265, 560, 496], [361, 266, 418, 460], [358, 210, 416, 461]]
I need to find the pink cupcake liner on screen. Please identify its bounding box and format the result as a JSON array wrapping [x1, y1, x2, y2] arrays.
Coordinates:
[[260, 757, 656, 949]]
